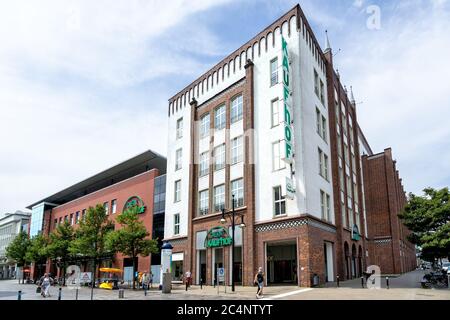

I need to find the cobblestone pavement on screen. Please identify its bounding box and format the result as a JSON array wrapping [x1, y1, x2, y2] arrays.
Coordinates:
[[1, 270, 448, 300]]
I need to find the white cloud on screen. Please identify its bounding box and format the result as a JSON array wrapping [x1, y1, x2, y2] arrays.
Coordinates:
[[0, 0, 235, 213], [334, 2, 450, 194]]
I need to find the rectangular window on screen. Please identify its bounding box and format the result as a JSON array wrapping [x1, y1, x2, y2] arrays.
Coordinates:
[[199, 152, 209, 176], [321, 116, 327, 142], [231, 95, 243, 123], [111, 199, 117, 214], [353, 183, 359, 204], [341, 201, 347, 228], [175, 148, 182, 171], [272, 141, 286, 171], [104, 202, 109, 215], [346, 175, 352, 199], [320, 190, 326, 220], [316, 108, 321, 134], [198, 189, 209, 216], [339, 166, 344, 190], [271, 98, 280, 127], [324, 153, 329, 180], [270, 58, 278, 86], [215, 105, 226, 130], [200, 113, 210, 138], [231, 179, 244, 208], [318, 148, 324, 177], [59, 217, 63, 224], [231, 136, 243, 165], [82, 209, 86, 221], [314, 70, 319, 97], [273, 186, 286, 216], [174, 213, 180, 235], [326, 194, 331, 222], [214, 144, 226, 171], [75, 211, 80, 224], [320, 80, 325, 104], [214, 185, 225, 212], [176, 118, 183, 139], [70, 213, 74, 225], [54, 219, 58, 228], [174, 180, 181, 202]]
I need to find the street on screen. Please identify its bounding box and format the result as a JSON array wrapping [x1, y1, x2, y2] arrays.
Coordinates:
[[0, 270, 448, 300]]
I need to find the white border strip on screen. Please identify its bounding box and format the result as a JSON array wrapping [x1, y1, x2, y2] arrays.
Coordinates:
[[261, 288, 313, 300]]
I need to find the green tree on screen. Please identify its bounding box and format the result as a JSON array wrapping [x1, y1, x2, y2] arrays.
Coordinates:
[[399, 187, 450, 262], [70, 204, 114, 288], [46, 221, 75, 285], [25, 234, 49, 280], [105, 206, 158, 289], [5, 231, 31, 283]]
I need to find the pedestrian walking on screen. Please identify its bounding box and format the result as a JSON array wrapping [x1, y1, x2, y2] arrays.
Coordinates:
[[149, 272, 153, 289], [39, 273, 54, 298], [185, 270, 192, 288], [254, 267, 265, 299]]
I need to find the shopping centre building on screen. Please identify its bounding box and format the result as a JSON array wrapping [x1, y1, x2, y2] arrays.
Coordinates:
[[163, 4, 416, 287], [27, 150, 166, 281]]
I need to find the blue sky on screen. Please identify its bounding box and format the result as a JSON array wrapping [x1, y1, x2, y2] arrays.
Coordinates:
[[0, 0, 449, 213]]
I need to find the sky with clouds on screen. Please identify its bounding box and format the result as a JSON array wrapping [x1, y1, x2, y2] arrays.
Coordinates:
[[0, 0, 449, 214]]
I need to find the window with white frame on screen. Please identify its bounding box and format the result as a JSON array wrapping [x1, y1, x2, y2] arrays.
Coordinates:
[[270, 58, 278, 86], [273, 186, 286, 216], [176, 118, 183, 139], [175, 148, 182, 171], [198, 189, 209, 216], [231, 95, 243, 123], [321, 190, 331, 222], [316, 108, 321, 134], [174, 213, 180, 235], [215, 105, 226, 130], [111, 199, 117, 214], [70, 213, 74, 225], [231, 136, 243, 165], [321, 116, 327, 142], [199, 152, 209, 176], [75, 211, 80, 224], [200, 113, 210, 138], [271, 98, 280, 127], [214, 144, 226, 171], [314, 70, 319, 97], [174, 180, 181, 202], [231, 179, 244, 208], [320, 80, 325, 104], [214, 184, 225, 212], [272, 141, 286, 171], [318, 148, 329, 180], [341, 200, 347, 228], [104, 202, 109, 215]]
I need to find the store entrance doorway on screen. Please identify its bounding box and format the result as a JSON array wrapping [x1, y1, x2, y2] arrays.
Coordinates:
[[266, 241, 297, 285]]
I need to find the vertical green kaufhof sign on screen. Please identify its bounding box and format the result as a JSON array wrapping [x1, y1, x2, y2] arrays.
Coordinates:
[[282, 36, 293, 163]]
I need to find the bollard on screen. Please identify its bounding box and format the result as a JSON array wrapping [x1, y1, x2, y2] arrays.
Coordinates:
[[386, 277, 389, 289], [18, 290, 22, 300], [75, 288, 79, 300], [337, 276, 340, 288], [58, 287, 62, 300], [361, 276, 364, 288]]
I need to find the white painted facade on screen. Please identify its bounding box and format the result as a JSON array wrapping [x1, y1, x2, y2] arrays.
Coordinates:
[[164, 15, 335, 240]]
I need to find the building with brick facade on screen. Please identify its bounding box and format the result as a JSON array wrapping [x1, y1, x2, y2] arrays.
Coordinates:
[[26, 150, 166, 281], [163, 4, 415, 287], [363, 148, 416, 274]]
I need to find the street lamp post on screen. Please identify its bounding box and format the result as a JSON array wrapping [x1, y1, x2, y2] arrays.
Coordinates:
[[221, 194, 245, 293]]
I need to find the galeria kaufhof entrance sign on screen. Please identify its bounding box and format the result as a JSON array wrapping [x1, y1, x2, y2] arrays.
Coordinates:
[[205, 227, 232, 248]]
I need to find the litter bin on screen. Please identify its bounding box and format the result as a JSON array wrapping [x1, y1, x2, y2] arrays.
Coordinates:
[[312, 274, 319, 287]]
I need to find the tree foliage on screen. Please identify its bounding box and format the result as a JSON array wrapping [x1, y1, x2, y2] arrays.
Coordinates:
[[25, 233, 49, 264], [69, 204, 114, 259], [5, 231, 30, 267], [399, 187, 450, 261], [105, 206, 158, 289], [46, 221, 75, 284]]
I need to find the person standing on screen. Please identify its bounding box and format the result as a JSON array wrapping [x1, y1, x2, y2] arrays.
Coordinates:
[[149, 272, 153, 289], [254, 267, 265, 299], [185, 270, 192, 288]]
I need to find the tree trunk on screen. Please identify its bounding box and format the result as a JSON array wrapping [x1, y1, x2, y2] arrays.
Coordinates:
[[132, 256, 136, 290]]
